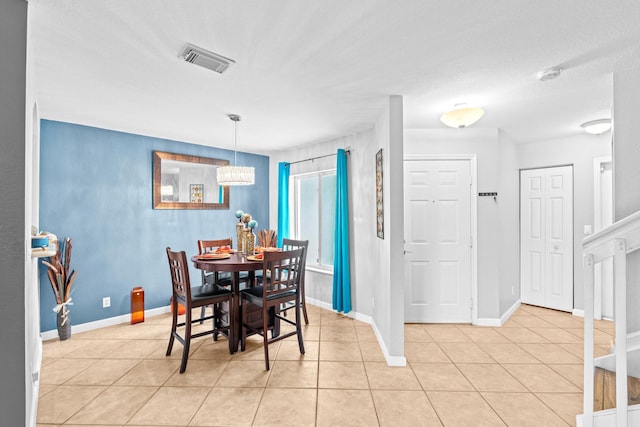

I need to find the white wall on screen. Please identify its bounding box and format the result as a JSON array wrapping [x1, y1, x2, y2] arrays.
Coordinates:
[[518, 133, 612, 311], [404, 128, 508, 320], [613, 66, 640, 332], [269, 96, 405, 364]]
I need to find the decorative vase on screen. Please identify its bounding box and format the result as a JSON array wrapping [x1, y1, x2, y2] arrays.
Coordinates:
[[236, 220, 244, 252], [246, 229, 255, 255], [56, 308, 71, 341]]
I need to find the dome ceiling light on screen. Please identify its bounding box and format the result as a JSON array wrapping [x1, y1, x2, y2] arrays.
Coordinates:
[[440, 103, 485, 129], [581, 119, 611, 135]]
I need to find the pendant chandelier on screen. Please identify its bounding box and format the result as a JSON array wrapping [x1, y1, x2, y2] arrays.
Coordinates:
[[216, 114, 255, 186]]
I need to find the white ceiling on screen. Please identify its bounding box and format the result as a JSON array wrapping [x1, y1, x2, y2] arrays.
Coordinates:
[[29, 0, 640, 153]]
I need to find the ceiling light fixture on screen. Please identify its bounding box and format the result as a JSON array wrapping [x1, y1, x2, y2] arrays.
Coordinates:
[[440, 103, 485, 129], [581, 118, 612, 135], [216, 115, 255, 186], [537, 67, 562, 81]]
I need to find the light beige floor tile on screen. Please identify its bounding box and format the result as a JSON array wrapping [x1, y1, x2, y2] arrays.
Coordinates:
[[39, 358, 96, 385], [41, 338, 92, 358], [319, 340, 363, 361], [528, 327, 584, 344], [65, 358, 139, 385], [191, 386, 263, 426], [456, 363, 527, 392], [364, 362, 421, 390], [216, 360, 271, 387], [482, 392, 568, 426], [231, 339, 280, 362], [404, 324, 433, 342], [496, 328, 549, 343], [359, 341, 386, 362], [146, 338, 204, 360], [477, 343, 541, 364], [426, 327, 473, 343], [188, 339, 234, 361], [460, 327, 511, 343], [502, 364, 581, 392], [128, 386, 210, 425], [519, 343, 583, 364], [439, 342, 494, 363], [267, 360, 318, 388], [427, 391, 505, 426], [300, 325, 321, 341], [509, 315, 556, 328], [566, 328, 613, 345], [411, 363, 474, 391], [253, 388, 316, 427], [63, 339, 129, 358], [36, 385, 106, 424], [536, 392, 582, 425], [538, 315, 584, 329], [372, 390, 442, 426], [356, 326, 378, 341], [108, 339, 166, 359], [316, 389, 378, 427], [114, 359, 178, 386], [404, 342, 450, 363], [164, 359, 228, 387], [320, 325, 357, 341], [38, 383, 58, 398], [549, 364, 584, 390], [66, 385, 157, 425], [318, 361, 369, 389], [501, 317, 525, 328], [321, 311, 356, 325], [277, 339, 319, 360]]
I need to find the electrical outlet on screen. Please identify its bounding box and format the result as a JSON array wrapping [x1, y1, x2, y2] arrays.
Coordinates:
[[102, 297, 111, 308]]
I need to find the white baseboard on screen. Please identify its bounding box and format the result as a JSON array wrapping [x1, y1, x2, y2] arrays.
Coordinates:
[[40, 306, 171, 341], [474, 300, 521, 327], [573, 309, 585, 318], [306, 298, 403, 366]]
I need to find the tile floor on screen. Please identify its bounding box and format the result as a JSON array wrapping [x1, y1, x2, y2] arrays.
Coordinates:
[[36, 303, 614, 426]]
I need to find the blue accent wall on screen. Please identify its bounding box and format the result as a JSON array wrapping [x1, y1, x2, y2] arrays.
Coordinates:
[[39, 120, 269, 332]]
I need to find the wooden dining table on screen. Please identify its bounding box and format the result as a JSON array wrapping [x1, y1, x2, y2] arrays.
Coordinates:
[[191, 252, 263, 353]]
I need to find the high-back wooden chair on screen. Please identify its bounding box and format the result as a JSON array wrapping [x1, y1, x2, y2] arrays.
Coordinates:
[[198, 238, 234, 287], [165, 247, 233, 373], [281, 238, 310, 324], [240, 248, 305, 370]]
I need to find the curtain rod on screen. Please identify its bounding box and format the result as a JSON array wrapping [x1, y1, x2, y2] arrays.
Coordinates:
[[287, 149, 350, 166]]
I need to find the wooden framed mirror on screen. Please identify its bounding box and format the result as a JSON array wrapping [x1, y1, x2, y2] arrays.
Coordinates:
[[153, 151, 230, 210]]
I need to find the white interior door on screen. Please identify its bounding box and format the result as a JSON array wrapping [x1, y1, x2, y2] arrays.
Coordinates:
[[404, 159, 472, 323], [520, 166, 573, 312]]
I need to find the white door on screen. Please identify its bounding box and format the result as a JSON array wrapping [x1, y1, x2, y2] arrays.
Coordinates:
[[594, 159, 614, 319], [404, 159, 472, 323], [520, 166, 573, 312]]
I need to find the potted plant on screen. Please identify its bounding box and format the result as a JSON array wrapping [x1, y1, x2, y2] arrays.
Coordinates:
[[43, 237, 78, 340]]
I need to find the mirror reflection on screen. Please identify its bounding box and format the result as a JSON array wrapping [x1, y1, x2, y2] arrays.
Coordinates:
[[153, 151, 230, 210]]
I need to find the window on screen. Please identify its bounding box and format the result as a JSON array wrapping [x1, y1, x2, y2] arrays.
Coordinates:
[[293, 170, 336, 271]]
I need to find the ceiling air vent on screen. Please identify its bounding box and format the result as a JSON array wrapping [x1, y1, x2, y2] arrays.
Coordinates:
[[180, 43, 235, 74]]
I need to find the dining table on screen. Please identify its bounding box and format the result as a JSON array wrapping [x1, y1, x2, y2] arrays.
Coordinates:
[[191, 252, 263, 353]]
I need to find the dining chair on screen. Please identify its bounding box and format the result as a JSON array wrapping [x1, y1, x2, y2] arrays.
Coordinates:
[[280, 238, 310, 324], [197, 238, 248, 324], [240, 248, 305, 370], [165, 247, 233, 373]]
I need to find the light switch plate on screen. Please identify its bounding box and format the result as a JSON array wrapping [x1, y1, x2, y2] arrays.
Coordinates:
[[584, 225, 593, 235]]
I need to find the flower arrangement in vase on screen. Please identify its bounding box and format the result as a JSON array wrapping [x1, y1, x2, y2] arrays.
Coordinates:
[[42, 237, 78, 340]]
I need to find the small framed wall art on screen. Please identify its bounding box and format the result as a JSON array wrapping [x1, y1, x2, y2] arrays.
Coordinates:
[[190, 184, 203, 203], [375, 149, 384, 239]]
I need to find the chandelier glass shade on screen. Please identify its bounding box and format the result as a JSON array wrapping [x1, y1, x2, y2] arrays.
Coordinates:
[[216, 114, 255, 186], [440, 105, 485, 129]]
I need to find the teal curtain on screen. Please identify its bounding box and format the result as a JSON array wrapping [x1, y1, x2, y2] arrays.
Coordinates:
[[277, 162, 290, 247], [332, 149, 351, 313]]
